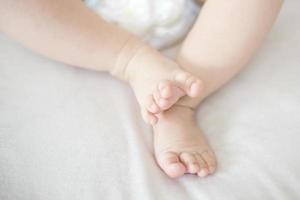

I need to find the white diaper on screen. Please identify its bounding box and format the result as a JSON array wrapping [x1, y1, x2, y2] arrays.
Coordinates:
[[85, 0, 200, 49]]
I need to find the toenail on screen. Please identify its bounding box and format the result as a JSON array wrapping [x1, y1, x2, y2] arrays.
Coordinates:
[[159, 99, 168, 107], [161, 88, 170, 98], [159, 85, 167, 91], [190, 83, 201, 97], [198, 169, 208, 177], [190, 82, 197, 90], [189, 164, 200, 173]]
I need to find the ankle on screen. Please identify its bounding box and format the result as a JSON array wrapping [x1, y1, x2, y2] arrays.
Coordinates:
[[110, 36, 146, 82], [158, 104, 195, 122]]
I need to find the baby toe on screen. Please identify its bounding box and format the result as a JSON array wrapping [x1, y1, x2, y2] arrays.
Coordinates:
[[157, 152, 186, 178], [146, 95, 160, 114], [201, 150, 217, 174], [153, 89, 164, 107], [158, 81, 173, 99], [141, 108, 158, 125], [174, 71, 203, 98], [187, 78, 203, 97], [195, 153, 209, 177], [153, 88, 173, 110], [153, 78, 188, 111], [179, 152, 200, 174], [174, 71, 189, 85]]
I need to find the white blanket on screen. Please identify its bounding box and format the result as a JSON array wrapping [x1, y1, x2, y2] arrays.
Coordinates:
[[0, 1, 299, 200]]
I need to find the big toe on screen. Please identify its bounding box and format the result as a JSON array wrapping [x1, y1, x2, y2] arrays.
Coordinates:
[[153, 81, 185, 111], [174, 71, 203, 98], [157, 152, 186, 178]]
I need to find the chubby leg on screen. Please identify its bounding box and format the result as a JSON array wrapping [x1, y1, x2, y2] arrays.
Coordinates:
[[0, 0, 203, 124], [154, 0, 283, 178], [177, 0, 283, 106]]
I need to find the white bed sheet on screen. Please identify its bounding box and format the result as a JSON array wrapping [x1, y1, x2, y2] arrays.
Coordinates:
[[0, 1, 300, 200]]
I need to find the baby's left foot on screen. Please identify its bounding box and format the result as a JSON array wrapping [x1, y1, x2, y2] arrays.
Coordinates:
[[122, 45, 203, 124]]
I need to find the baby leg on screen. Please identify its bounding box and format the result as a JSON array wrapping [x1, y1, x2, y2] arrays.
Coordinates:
[[154, 0, 283, 178], [0, 0, 203, 124]]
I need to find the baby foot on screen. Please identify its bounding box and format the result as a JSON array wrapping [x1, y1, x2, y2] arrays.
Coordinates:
[[153, 105, 217, 178], [125, 45, 203, 124]]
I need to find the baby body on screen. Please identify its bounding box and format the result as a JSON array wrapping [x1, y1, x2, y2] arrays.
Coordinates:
[[0, 0, 282, 178]]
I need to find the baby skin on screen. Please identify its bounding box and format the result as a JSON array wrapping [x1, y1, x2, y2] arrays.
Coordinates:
[[116, 41, 216, 177], [115, 0, 282, 178], [0, 0, 282, 178], [154, 106, 216, 177], [115, 41, 204, 125]]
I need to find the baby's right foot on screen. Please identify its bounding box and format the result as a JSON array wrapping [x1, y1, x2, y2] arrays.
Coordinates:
[[113, 41, 203, 124], [153, 105, 217, 178]]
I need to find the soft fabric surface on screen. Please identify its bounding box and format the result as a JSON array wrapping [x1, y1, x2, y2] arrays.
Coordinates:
[[0, 1, 299, 200]]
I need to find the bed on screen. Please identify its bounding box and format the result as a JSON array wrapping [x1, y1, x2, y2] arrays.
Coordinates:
[[0, 1, 299, 199]]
